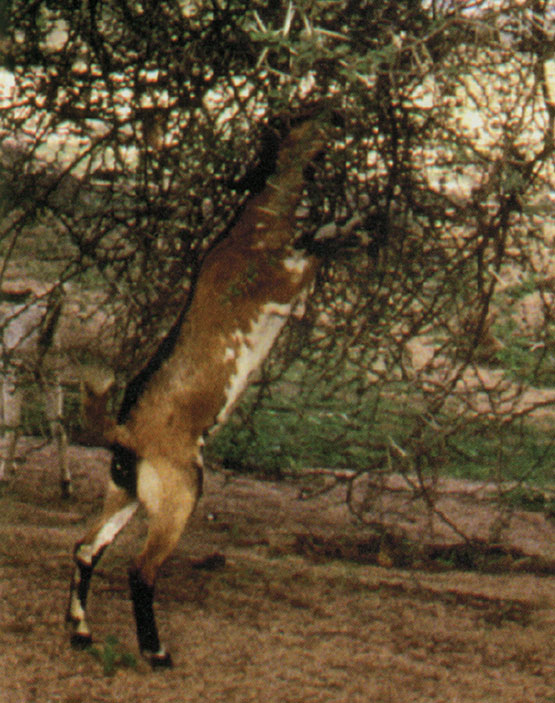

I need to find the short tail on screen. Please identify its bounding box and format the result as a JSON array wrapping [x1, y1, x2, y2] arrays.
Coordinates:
[[80, 368, 137, 451]]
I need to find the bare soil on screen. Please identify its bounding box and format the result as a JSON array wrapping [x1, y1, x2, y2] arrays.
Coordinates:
[[0, 443, 553, 703]]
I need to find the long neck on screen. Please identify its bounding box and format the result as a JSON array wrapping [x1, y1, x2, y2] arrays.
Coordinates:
[[118, 119, 325, 462]]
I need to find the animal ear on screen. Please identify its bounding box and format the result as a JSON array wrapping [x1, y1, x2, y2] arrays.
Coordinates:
[[79, 368, 116, 447]]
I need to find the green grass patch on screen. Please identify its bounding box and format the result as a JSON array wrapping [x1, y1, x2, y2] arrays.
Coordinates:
[[492, 317, 555, 388], [490, 274, 555, 388], [504, 486, 554, 516], [207, 363, 554, 500], [446, 421, 554, 487], [206, 383, 390, 478], [87, 635, 137, 677]]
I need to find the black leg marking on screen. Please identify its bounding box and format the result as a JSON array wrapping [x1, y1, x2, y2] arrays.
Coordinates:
[[70, 631, 93, 650], [76, 562, 93, 608], [150, 651, 174, 669], [67, 559, 94, 648], [128, 568, 173, 668], [60, 478, 72, 500], [67, 548, 105, 648]]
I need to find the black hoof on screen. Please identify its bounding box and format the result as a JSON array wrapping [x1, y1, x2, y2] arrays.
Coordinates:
[[192, 552, 226, 571], [70, 632, 93, 650], [145, 651, 173, 669]]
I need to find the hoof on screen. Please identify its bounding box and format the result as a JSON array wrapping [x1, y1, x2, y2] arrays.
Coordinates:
[[70, 632, 93, 650], [192, 552, 226, 571], [145, 650, 173, 669]]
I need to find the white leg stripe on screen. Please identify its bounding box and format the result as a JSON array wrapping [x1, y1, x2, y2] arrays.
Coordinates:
[[69, 591, 86, 622], [78, 501, 139, 565], [91, 501, 139, 555]]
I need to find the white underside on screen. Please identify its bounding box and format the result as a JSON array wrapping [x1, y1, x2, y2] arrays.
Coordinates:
[[137, 459, 162, 516], [214, 302, 292, 429]]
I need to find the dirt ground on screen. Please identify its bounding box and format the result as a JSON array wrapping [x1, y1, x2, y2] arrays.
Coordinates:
[[0, 443, 553, 703]]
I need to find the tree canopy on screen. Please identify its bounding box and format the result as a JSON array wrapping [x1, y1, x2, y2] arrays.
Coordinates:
[[1, 1, 553, 535]]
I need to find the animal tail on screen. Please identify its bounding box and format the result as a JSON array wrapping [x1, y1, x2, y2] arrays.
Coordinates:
[[79, 367, 128, 448]]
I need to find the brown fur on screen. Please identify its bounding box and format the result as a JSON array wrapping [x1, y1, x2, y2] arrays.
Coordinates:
[[69, 118, 328, 666], [108, 120, 323, 459]]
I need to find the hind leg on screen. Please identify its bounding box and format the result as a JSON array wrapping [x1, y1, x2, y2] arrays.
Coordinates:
[[67, 480, 138, 647], [129, 457, 201, 667]]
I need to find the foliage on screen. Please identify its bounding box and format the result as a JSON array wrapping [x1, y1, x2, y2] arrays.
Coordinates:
[[0, 1, 554, 542], [87, 635, 137, 677], [209, 370, 555, 483]]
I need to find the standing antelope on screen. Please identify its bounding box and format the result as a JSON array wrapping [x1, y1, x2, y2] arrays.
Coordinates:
[[67, 116, 330, 667]]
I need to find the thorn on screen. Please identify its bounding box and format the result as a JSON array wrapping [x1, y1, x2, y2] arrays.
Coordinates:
[[252, 10, 266, 33], [282, 1, 295, 37]]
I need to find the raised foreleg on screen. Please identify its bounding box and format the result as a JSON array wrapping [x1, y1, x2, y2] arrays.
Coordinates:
[[67, 480, 138, 647]]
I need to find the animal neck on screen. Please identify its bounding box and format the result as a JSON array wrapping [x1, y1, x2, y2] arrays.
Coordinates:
[[106, 118, 326, 462]]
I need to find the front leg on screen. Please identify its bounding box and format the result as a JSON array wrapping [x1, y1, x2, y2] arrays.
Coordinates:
[[67, 548, 102, 648], [67, 482, 138, 646]]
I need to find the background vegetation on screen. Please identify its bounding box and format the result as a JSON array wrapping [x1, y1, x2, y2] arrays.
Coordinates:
[[0, 1, 553, 540]]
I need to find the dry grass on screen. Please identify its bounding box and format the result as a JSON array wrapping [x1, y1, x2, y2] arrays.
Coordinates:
[[0, 443, 553, 703]]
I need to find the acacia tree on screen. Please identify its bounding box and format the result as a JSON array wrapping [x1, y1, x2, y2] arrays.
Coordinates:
[[0, 1, 553, 541]]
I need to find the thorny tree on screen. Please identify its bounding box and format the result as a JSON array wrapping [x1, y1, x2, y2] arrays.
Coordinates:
[[0, 1, 553, 543]]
